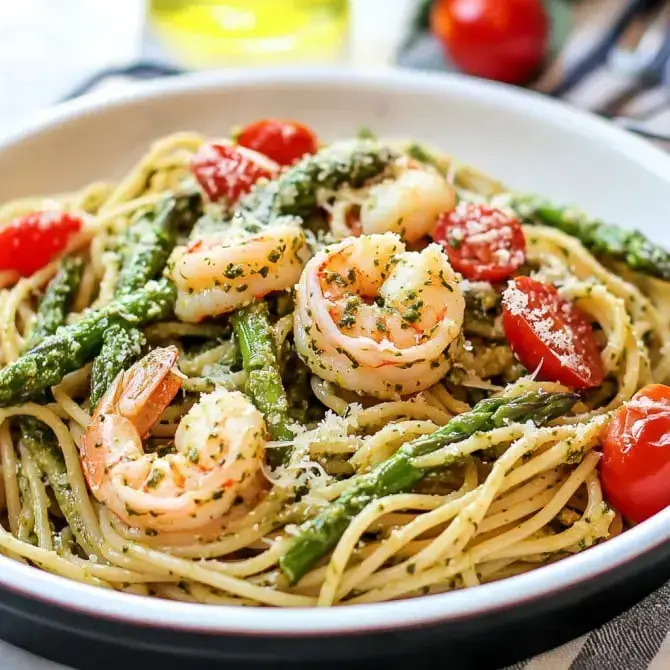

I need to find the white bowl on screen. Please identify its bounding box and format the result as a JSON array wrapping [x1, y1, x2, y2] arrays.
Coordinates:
[[0, 68, 669, 663]]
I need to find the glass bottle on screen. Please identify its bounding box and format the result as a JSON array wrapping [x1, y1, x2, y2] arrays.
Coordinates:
[[148, 0, 350, 68]]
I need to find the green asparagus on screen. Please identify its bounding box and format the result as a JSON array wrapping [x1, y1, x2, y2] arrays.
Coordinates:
[[508, 194, 670, 281], [231, 302, 294, 467], [89, 323, 145, 408], [284, 352, 323, 425], [90, 196, 198, 407], [17, 257, 98, 553], [20, 420, 97, 553], [26, 257, 83, 350], [279, 390, 579, 584], [238, 140, 397, 223], [115, 194, 199, 297], [0, 278, 175, 407]]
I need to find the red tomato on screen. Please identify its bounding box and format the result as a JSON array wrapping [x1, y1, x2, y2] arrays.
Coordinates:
[[433, 203, 525, 282], [0, 211, 83, 277], [431, 0, 549, 84], [602, 384, 670, 523], [191, 142, 278, 204], [237, 119, 319, 166], [502, 277, 604, 389]]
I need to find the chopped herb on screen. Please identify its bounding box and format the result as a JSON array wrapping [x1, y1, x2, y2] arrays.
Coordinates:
[[223, 264, 244, 279], [146, 469, 165, 489]]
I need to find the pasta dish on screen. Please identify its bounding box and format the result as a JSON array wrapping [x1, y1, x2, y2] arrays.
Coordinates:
[[0, 119, 668, 607]]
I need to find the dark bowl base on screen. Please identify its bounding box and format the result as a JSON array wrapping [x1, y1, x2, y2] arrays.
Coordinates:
[[0, 542, 668, 670]]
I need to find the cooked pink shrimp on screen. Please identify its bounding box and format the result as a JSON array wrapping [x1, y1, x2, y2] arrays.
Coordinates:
[[171, 222, 309, 322], [81, 346, 267, 533], [294, 233, 464, 398], [328, 166, 455, 242]]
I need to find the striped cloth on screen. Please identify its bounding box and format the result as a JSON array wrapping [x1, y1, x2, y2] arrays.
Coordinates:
[[504, 582, 670, 669], [398, 0, 670, 141]]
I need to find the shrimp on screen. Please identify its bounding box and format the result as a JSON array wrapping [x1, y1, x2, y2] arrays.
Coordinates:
[[328, 166, 455, 243], [171, 221, 310, 322], [81, 346, 267, 533], [294, 233, 465, 399]]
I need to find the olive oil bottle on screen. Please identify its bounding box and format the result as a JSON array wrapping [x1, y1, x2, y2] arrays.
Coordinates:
[[148, 0, 350, 67]]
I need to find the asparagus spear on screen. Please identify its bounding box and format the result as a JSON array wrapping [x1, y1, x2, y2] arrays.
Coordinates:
[[507, 194, 670, 281], [26, 257, 83, 350], [115, 194, 199, 297], [284, 352, 322, 424], [231, 302, 294, 467], [90, 196, 197, 407], [19, 419, 97, 553], [279, 390, 579, 584], [0, 278, 175, 407], [238, 140, 397, 223], [17, 258, 98, 553], [89, 323, 145, 409]]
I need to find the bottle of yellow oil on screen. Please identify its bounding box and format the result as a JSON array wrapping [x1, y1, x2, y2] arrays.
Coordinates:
[[148, 0, 350, 68]]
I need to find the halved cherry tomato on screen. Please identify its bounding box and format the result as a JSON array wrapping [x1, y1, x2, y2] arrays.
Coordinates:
[[502, 277, 604, 389], [0, 211, 83, 277], [191, 142, 278, 204], [431, 0, 549, 84], [237, 119, 319, 166], [433, 203, 525, 282], [602, 384, 670, 523]]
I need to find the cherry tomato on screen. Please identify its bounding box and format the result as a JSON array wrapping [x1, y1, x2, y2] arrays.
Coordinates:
[[433, 203, 525, 282], [237, 119, 319, 166], [0, 211, 83, 277], [431, 0, 549, 84], [502, 277, 604, 389], [191, 142, 278, 204], [602, 384, 670, 523]]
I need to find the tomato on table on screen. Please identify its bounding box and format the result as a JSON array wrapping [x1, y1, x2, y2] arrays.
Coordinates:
[[191, 142, 279, 204], [433, 203, 526, 282], [237, 119, 319, 166], [430, 0, 549, 84], [502, 277, 604, 389], [0, 211, 83, 277], [601, 384, 670, 524]]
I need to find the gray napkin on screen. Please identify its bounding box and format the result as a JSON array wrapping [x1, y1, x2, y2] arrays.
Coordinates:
[[505, 582, 670, 669]]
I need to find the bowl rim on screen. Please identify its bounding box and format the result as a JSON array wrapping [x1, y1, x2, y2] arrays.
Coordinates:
[[1, 66, 670, 637]]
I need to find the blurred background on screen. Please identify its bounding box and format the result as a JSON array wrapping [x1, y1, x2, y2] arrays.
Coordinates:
[[1, 0, 670, 144]]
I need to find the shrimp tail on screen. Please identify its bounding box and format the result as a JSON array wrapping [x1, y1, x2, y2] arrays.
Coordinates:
[[82, 346, 183, 498], [116, 345, 183, 438]]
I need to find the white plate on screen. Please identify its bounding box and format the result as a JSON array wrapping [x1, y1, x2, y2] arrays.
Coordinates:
[[0, 68, 668, 642]]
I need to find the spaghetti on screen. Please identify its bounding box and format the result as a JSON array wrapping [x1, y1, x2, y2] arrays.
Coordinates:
[[0, 123, 667, 608]]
